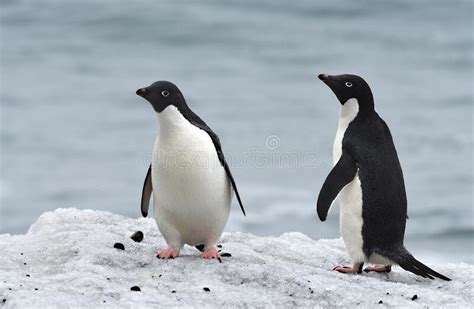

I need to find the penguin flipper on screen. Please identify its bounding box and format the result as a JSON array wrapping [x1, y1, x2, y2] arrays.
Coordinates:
[[317, 151, 357, 221], [140, 164, 153, 217], [220, 154, 246, 216]]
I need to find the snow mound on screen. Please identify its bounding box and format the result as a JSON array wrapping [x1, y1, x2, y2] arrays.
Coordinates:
[[0, 209, 472, 307]]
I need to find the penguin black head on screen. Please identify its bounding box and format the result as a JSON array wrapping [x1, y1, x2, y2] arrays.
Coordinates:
[[136, 81, 186, 113], [318, 74, 374, 111]]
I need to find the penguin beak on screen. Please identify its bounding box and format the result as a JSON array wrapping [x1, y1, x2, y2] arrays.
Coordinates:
[[317, 74, 330, 83], [136, 88, 148, 97]]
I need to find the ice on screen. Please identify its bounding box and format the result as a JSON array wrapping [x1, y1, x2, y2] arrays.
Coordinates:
[[0, 208, 472, 307]]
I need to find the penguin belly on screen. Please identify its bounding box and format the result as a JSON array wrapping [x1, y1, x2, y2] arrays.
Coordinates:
[[151, 107, 232, 249], [333, 98, 366, 263], [339, 175, 366, 263]]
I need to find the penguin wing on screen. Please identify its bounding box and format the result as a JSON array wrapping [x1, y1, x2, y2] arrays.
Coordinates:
[[140, 164, 152, 217], [188, 117, 246, 216], [317, 151, 357, 221]]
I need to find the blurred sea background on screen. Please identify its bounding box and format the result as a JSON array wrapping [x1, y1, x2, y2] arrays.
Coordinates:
[[1, 0, 472, 263]]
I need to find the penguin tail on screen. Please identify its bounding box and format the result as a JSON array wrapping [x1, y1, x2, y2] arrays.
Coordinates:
[[388, 246, 451, 281]]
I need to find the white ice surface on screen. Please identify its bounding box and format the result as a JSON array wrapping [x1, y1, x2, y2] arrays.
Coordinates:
[[0, 208, 472, 307]]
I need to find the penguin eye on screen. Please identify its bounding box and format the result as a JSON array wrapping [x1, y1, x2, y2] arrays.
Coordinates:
[[161, 90, 169, 97], [345, 82, 353, 88]]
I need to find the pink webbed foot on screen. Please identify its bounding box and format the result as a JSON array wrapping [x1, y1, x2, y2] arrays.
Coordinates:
[[201, 247, 222, 263], [157, 247, 179, 259], [364, 265, 392, 273], [333, 263, 364, 274]]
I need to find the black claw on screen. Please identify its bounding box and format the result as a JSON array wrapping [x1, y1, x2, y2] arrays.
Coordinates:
[[358, 263, 364, 274], [217, 257, 222, 263]]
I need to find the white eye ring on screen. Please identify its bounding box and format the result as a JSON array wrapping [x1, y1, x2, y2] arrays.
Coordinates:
[[345, 82, 353, 87], [161, 90, 169, 97]]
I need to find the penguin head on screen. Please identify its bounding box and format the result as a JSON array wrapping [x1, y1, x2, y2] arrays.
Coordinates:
[[318, 74, 374, 110], [136, 81, 186, 113]]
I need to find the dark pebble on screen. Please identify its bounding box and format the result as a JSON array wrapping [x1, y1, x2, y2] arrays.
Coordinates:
[[411, 295, 418, 301], [26, 274, 30, 277], [289, 294, 294, 297], [220, 253, 232, 257], [203, 287, 210, 292], [386, 292, 389, 295], [131, 231, 144, 243], [159, 274, 162, 278], [379, 300, 383, 304], [2, 299, 6, 303], [130, 286, 141, 292], [20, 253, 23, 255], [34, 288, 38, 291], [114, 243, 125, 250], [311, 291, 314, 294], [171, 290, 176, 293], [23, 263, 27, 265], [106, 278, 110, 281]]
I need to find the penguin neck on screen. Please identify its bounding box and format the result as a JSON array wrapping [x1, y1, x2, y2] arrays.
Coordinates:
[[340, 98, 374, 121], [157, 105, 192, 140], [338, 98, 359, 127]]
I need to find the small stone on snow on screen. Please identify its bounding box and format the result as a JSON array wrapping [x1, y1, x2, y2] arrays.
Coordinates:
[[131, 231, 144, 243], [113, 243, 125, 250]]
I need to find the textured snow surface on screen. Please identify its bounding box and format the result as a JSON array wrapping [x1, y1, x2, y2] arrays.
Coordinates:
[[0, 208, 472, 308]]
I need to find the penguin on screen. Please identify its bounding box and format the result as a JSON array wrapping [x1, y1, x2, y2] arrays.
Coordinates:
[[316, 73, 450, 281], [136, 81, 245, 261]]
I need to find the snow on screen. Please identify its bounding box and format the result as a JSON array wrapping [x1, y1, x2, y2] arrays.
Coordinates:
[[0, 208, 472, 308]]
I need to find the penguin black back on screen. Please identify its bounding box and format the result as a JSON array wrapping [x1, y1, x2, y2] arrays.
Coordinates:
[[317, 73, 450, 281], [136, 81, 246, 216]]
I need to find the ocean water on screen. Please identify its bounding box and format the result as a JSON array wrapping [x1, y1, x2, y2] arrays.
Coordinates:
[[1, 0, 472, 263]]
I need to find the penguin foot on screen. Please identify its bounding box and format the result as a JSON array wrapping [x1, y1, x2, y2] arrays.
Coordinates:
[[364, 265, 392, 273], [157, 247, 179, 259], [201, 247, 222, 263], [333, 263, 364, 274]]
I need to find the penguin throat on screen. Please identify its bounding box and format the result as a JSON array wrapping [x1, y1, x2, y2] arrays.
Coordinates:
[[340, 98, 360, 121], [157, 105, 189, 139]]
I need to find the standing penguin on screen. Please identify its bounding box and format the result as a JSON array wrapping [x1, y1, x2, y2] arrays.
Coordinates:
[[136, 81, 245, 261], [316, 73, 450, 280]]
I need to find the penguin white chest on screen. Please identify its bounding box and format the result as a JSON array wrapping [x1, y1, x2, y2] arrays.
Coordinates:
[[333, 99, 366, 263], [151, 106, 231, 248]]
